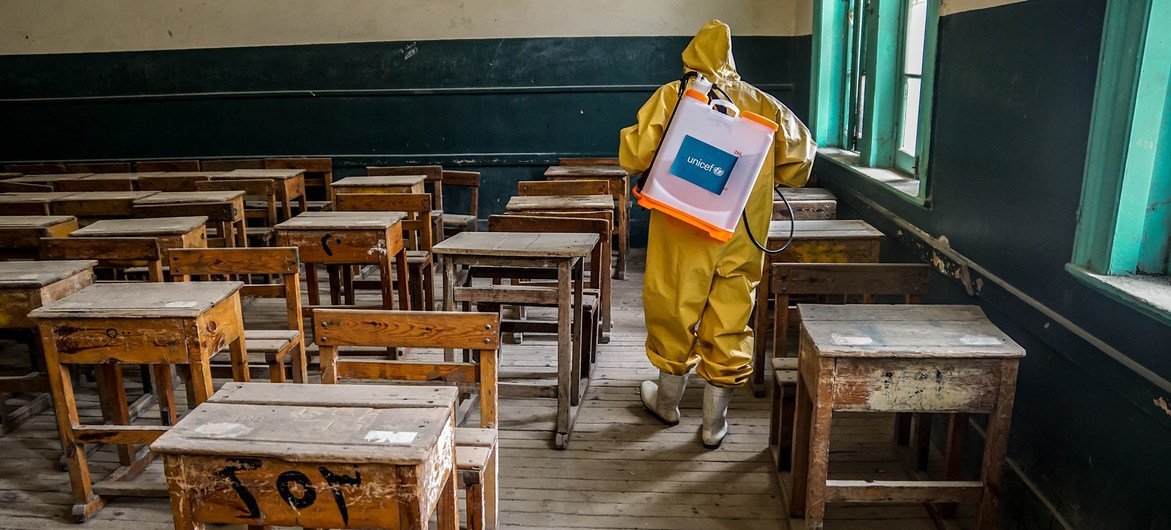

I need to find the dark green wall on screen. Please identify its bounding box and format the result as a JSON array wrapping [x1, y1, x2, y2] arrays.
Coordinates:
[[818, 0, 1171, 528], [0, 35, 810, 244]]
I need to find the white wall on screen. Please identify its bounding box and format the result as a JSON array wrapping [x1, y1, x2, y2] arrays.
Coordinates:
[[0, 0, 813, 55]]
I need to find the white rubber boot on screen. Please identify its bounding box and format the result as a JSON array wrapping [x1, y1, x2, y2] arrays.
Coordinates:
[[702, 383, 733, 449], [639, 371, 689, 426]]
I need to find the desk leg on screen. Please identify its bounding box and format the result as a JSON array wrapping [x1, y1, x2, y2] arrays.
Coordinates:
[[976, 362, 1019, 530], [437, 471, 459, 530], [442, 257, 456, 362], [554, 261, 573, 449], [228, 313, 251, 383], [94, 365, 133, 466], [802, 360, 835, 530], [280, 189, 293, 221], [186, 354, 215, 405], [790, 368, 812, 518], [617, 194, 629, 280], [570, 259, 585, 406], [751, 257, 772, 397], [236, 219, 248, 248], [38, 324, 104, 521], [152, 364, 178, 426], [394, 249, 411, 311], [163, 456, 203, 530]]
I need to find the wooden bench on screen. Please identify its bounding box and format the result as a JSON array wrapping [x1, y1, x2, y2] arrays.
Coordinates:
[[333, 175, 425, 195], [152, 382, 461, 530], [213, 169, 307, 221], [49, 190, 160, 219], [0, 192, 78, 215], [518, 178, 610, 198], [199, 158, 265, 171], [334, 193, 435, 310], [767, 263, 931, 473], [134, 160, 202, 172], [441, 170, 481, 236], [315, 309, 500, 530], [558, 157, 620, 166], [56, 172, 151, 192], [368, 165, 445, 241], [195, 179, 278, 246], [64, 162, 133, 174], [773, 187, 838, 220], [169, 247, 308, 384], [41, 237, 166, 282], [546, 165, 631, 279], [132, 190, 248, 248], [1, 173, 90, 191], [137, 172, 220, 192], [0, 215, 79, 259]]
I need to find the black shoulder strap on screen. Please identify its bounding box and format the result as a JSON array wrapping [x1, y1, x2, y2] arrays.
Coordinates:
[[633, 71, 699, 195]]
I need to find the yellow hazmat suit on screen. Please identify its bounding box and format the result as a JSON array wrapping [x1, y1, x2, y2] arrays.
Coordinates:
[[620, 20, 816, 388]]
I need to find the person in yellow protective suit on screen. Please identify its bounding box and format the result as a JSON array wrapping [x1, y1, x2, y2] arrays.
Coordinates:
[[620, 20, 816, 448]]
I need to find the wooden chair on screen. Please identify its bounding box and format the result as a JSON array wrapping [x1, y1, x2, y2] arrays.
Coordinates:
[[441, 170, 480, 236], [137, 173, 213, 192], [64, 162, 132, 173], [314, 309, 500, 530], [168, 247, 307, 384], [559, 157, 621, 166], [40, 237, 164, 282], [266, 157, 333, 211], [768, 263, 936, 474], [518, 179, 610, 197], [135, 160, 201, 172], [489, 214, 612, 344], [368, 165, 445, 241], [334, 193, 435, 310], [199, 158, 265, 171], [4, 163, 66, 174], [195, 179, 278, 246]]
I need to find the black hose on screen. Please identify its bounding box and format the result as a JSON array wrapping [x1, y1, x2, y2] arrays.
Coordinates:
[[743, 186, 796, 254]]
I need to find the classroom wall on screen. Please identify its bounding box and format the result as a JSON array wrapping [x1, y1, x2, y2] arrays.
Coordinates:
[[0, 0, 812, 243], [815, 0, 1171, 527]]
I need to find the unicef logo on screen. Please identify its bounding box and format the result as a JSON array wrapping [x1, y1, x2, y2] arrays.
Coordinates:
[[712, 166, 725, 177]]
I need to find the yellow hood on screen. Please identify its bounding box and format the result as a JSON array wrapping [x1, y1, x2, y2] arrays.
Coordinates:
[[681, 20, 740, 83]]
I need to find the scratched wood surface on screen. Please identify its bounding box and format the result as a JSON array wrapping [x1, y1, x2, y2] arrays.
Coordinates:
[[69, 216, 207, 237], [334, 175, 426, 188], [505, 195, 614, 212], [274, 211, 403, 231], [0, 251, 970, 529], [434, 232, 598, 258]]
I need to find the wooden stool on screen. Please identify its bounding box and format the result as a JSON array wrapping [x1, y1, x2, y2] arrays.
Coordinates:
[[789, 304, 1024, 530], [152, 382, 459, 529], [29, 281, 248, 521]]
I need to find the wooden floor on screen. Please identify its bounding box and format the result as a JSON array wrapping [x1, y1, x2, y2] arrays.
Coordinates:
[[0, 250, 965, 529]]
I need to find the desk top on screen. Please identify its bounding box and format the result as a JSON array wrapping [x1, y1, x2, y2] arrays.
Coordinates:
[[775, 187, 837, 201], [768, 219, 883, 241], [7, 174, 91, 185], [544, 166, 630, 178], [0, 260, 95, 288], [71, 216, 208, 236], [0, 215, 76, 228], [133, 191, 245, 204], [275, 211, 404, 230], [506, 195, 614, 211], [218, 169, 305, 180], [153, 382, 456, 464], [434, 231, 599, 258], [333, 175, 426, 188], [30, 281, 242, 319], [0, 192, 79, 203], [798, 304, 1025, 359], [147, 172, 228, 179], [53, 191, 159, 202], [78, 172, 160, 181]]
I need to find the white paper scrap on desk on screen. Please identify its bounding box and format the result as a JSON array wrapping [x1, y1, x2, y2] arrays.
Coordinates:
[[959, 335, 1002, 345], [832, 333, 874, 346], [165, 301, 199, 308], [364, 430, 417, 445]]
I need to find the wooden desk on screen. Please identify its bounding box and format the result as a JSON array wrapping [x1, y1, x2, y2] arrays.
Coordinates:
[[546, 165, 631, 279], [215, 169, 307, 220], [152, 382, 459, 530], [0, 215, 79, 258], [132, 191, 247, 248], [274, 211, 410, 313], [790, 304, 1023, 530], [4, 173, 91, 190], [0, 260, 95, 433], [506, 194, 614, 214], [333, 175, 426, 195], [774, 187, 837, 221], [70, 216, 208, 254], [751, 220, 884, 395], [30, 281, 248, 521], [50, 190, 160, 219], [434, 231, 597, 449], [56, 172, 161, 192], [0, 192, 79, 215]]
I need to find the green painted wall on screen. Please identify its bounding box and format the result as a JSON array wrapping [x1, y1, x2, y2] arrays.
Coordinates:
[[817, 0, 1171, 527], [0, 36, 810, 244]]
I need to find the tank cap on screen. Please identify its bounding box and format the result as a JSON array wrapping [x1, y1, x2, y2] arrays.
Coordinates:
[[691, 74, 713, 97]]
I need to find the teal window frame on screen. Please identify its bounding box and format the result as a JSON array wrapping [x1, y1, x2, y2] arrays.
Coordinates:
[[810, 0, 939, 200], [1072, 0, 1171, 276]]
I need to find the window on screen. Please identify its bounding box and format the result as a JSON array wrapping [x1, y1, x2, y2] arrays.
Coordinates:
[[810, 0, 939, 194], [1071, 0, 1171, 277]]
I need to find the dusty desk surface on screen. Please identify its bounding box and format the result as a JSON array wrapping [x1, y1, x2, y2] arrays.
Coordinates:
[[70, 216, 208, 236], [768, 219, 883, 240], [0, 192, 79, 203], [29, 281, 243, 319], [333, 175, 426, 187], [774, 187, 836, 201], [132, 191, 245, 204], [6, 174, 91, 185], [544, 166, 630, 178], [217, 169, 305, 179], [274, 211, 404, 230], [434, 231, 599, 257], [0, 215, 77, 228], [798, 304, 1026, 358], [0, 260, 95, 288], [505, 194, 614, 211]]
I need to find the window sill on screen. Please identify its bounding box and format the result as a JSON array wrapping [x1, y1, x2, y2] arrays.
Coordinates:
[[817, 147, 926, 204], [1066, 264, 1171, 327]]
